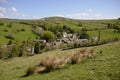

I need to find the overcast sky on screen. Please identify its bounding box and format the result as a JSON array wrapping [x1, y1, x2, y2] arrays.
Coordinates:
[[0, 0, 120, 19]]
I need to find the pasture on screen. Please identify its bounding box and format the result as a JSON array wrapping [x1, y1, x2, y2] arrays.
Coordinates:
[[0, 41, 120, 80]]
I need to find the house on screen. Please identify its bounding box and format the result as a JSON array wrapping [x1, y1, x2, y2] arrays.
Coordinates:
[[62, 38, 69, 44], [79, 39, 88, 43], [67, 33, 73, 38], [25, 46, 34, 55], [72, 34, 77, 39], [34, 39, 46, 43], [63, 32, 67, 38], [63, 32, 77, 39], [91, 36, 98, 41]]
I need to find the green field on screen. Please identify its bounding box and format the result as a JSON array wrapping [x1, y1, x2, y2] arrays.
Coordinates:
[[0, 17, 120, 45], [0, 21, 37, 45], [88, 29, 120, 40], [0, 41, 120, 80]]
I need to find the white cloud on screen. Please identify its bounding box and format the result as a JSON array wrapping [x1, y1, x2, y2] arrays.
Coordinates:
[[95, 14, 102, 17], [56, 12, 119, 20], [67, 13, 89, 18], [11, 7, 17, 12], [55, 14, 65, 17], [0, 7, 7, 13], [0, 0, 7, 3], [0, 13, 5, 18], [0, 0, 11, 4], [56, 13, 89, 19], [21, 14, 31, 19]]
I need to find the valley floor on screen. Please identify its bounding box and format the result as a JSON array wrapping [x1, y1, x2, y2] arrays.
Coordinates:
[[0, 41, 120, 80]]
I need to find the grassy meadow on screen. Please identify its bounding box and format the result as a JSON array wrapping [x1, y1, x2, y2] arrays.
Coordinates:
[[0, 41, 120, 80], [0, 21, 37, 45], [0, 17, 120, 80], [88, 29, 120, 40], [0, 17, 120, 45]]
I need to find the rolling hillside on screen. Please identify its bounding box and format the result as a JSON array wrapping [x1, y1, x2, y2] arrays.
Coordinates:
[[0, 41, 120, 80], [0, 17, 120, 45]]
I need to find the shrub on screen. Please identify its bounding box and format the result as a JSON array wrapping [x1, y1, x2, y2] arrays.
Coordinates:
[[2, 29, 8, 32], [11, 43, 23, 57], [42, 31, 55, 42], [78, 49, 88, 58], [5, 33, 14, 39], [69, 50, 84, 64], [79, 49, 87, 54], [34, 42, 40, 54], [113, 37, 119, 41], [79, 30, 90, 39], [87, 48, 95, 58], [0, 45, 12, 59], [39, 55, 65, 72], [25, 66, 36, 76], [74, 43, 79, 48], [25, 48, 96, 76], [21, 28, 25, 31], [69, 48, 95, 64]]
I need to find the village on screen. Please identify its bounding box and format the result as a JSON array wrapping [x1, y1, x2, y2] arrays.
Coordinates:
[[26, 32, 98, 54]]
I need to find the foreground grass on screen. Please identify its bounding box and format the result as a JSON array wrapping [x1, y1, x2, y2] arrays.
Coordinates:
[[0, 41, 120, 80]]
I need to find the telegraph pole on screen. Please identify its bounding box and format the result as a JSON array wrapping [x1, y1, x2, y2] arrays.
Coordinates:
[[98, 30, 101, 43]]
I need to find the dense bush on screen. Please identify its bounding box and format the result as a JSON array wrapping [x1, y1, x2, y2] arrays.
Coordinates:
[[42, 31, 55, 42], [0, 45, 12, 59], [2, 29, 8, 32], [79, 28, 90, 39], [11, 42, 23, 57], [34, 42, 40, 54], [5, 33, 14, 39], [21, 28, 25, 31]]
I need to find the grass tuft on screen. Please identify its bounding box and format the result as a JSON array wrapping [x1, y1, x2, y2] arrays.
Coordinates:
[[38, 55, 65, 73], [25, 48, 96, 76]]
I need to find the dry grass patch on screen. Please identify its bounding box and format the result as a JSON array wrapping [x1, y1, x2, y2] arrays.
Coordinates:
[[69, 48, 95, 64], [39, 55, 65, 72], [24, 66, 36, 77], [69, 49, 85, 64], [24, 55, 66, 76], [25, 48, 95, 76]]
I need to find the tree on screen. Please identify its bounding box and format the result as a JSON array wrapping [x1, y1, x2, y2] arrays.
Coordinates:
[[42, 31, 55, 42], [11, 41, 23, 57], [79, 31, 89, 39], [79, 28, 89, 39], [34, 42, 40, 54]]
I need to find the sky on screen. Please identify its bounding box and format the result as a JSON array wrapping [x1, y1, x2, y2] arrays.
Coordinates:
[[0, 0, 120, 19]]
